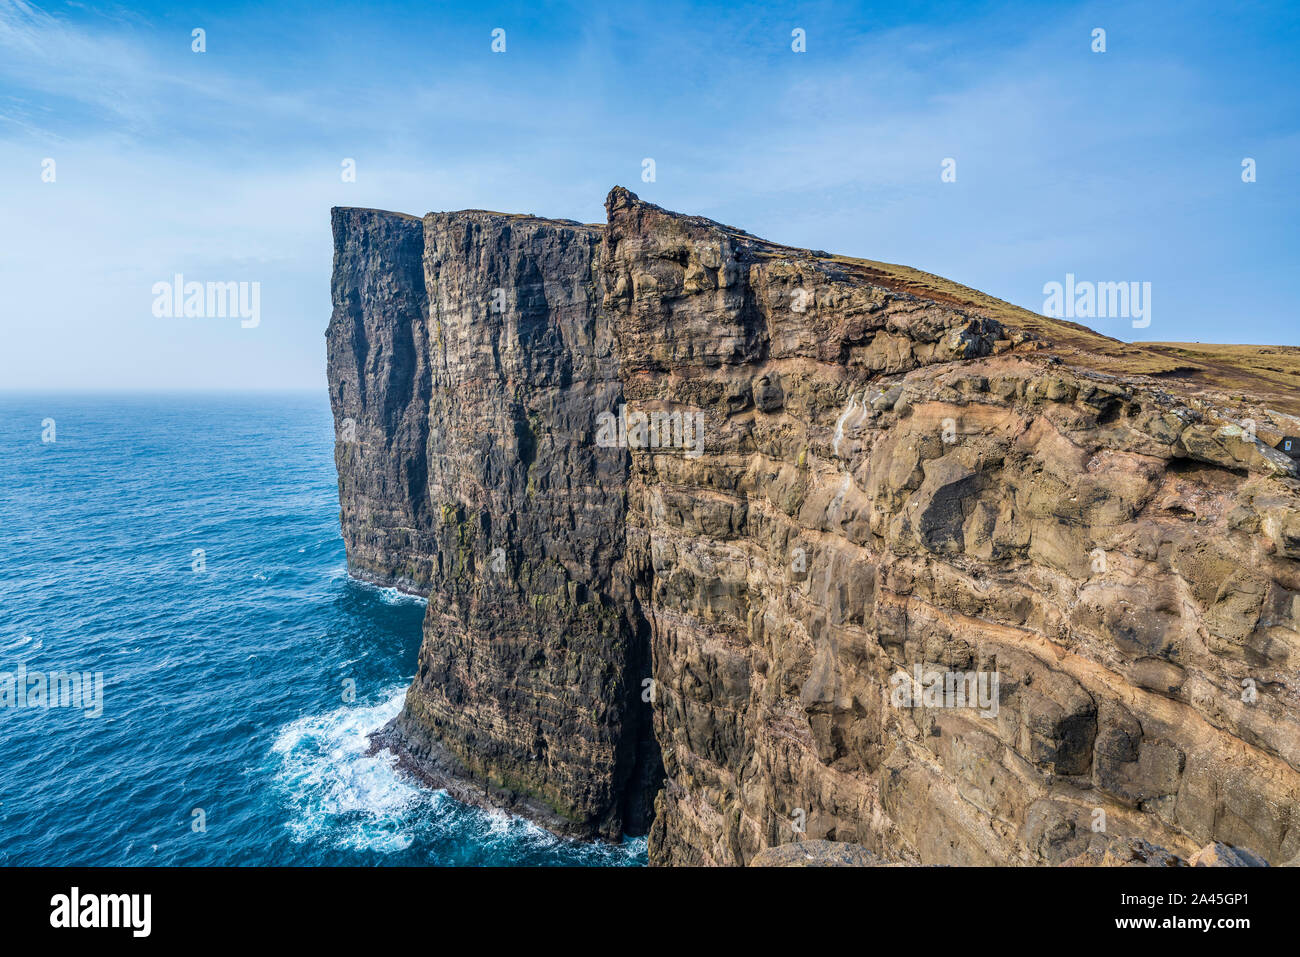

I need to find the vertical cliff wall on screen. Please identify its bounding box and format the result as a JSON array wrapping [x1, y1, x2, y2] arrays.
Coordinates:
[[329, 190, 1300, 865], [329, 208, 658, 839], [328, 208, 436, 591]]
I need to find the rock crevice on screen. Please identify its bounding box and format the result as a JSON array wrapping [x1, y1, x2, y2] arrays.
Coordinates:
[[328, 189, 1300, 864]]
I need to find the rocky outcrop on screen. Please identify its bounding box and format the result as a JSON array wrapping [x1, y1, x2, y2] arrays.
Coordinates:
[[328, 208, 434, 592], [330, 208, 658, 839], [328, 189, 1300, 865], [749, 840, 885, 866]]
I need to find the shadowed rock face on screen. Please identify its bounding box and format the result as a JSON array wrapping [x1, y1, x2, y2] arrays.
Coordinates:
[[328, 188, 1300, 865], [328, 208, 435, 592], [330, 207, 658, 839]]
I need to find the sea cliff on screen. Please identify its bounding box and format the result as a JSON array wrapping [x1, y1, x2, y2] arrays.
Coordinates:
[[328, 188, 1300, 865]]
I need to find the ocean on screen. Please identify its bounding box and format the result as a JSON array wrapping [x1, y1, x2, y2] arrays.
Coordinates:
[[0, 393, 645, 866]]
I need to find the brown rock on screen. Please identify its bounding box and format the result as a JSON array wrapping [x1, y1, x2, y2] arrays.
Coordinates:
[[750, 840, 885, 867], [1188, 842, 1269, 867], [329, 189, 1300, 868]]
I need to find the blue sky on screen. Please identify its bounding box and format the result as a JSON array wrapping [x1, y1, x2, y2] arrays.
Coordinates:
[[2, 0, 1297, 391]]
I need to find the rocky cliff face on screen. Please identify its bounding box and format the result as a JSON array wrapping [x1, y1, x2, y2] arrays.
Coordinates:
[[328, 188, 1300, 865], [330, 207, 657, 838]]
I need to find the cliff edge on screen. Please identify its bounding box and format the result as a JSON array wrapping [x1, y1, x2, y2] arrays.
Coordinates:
[[328, 188, 1300, 865]]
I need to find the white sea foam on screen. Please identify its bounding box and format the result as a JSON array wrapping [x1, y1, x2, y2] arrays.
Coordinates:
[[269, 683, 649, 864], [270, 685, 423, 853], [1, 634, 43, 654], [373, 586, 426, 606], [343, 572, 428, 606]]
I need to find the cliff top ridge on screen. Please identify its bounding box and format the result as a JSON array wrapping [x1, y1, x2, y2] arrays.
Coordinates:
[[332, 189, 1300, 419]]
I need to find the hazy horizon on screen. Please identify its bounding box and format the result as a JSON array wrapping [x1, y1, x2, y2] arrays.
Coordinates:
[[3, 0, 1298, 391]]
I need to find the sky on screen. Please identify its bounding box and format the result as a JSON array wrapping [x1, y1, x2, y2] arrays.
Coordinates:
[[1, 0, 1297, 392]]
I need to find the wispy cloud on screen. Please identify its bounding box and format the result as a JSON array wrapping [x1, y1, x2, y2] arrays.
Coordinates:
[[1, 0, 1297, 390]]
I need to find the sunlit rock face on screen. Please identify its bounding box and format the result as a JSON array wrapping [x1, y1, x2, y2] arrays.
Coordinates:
[[329, 189, 1300, 866]]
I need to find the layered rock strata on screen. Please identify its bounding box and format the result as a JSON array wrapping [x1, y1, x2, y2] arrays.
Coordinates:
[[330, 207, 657, 838], [328, 188, 1300, 865]]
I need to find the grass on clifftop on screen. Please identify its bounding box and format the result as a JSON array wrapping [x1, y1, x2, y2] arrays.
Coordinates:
[[822, 252, 1300, 417]]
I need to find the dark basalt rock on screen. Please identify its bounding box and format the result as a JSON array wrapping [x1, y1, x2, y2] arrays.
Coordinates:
[[330, 207, 658, 840], [329, 189, 1300, 867]]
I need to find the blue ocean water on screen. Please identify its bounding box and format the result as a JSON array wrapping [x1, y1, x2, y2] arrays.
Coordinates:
[[0, 393, 645, 866]]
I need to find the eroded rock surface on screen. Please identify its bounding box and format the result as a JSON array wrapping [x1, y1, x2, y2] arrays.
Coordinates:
[[331, 207, 658, 838], [329, 189, 1300, 865]]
